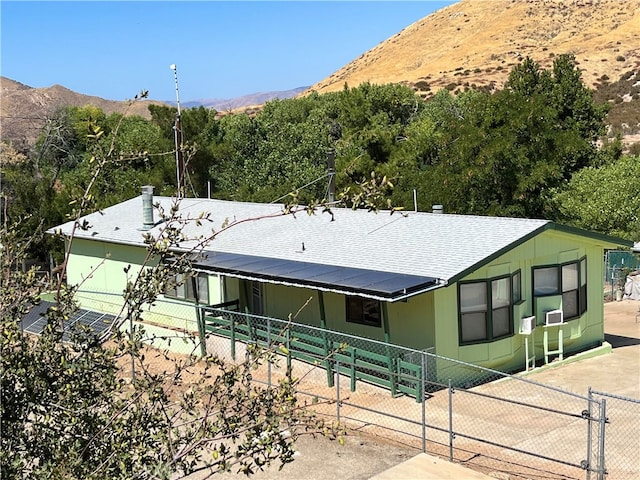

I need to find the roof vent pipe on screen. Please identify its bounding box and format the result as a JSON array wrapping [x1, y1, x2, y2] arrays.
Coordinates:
[[432, 204, 443, 214], [142, 185, 155, 230]]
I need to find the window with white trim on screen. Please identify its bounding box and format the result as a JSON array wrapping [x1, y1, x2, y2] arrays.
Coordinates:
[[459, 276, 513, 344], [166, 272, 209, 304]]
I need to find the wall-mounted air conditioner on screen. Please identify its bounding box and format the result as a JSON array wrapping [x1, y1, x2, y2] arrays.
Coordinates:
[[520, 316, 536, 334], [545, 309, 564, 326]]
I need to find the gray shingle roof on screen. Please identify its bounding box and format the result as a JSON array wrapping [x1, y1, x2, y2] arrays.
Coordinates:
[[49, 195, 553, 284]]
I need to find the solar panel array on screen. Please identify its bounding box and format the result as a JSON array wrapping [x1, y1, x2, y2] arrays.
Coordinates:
[[21, 301, 116, 342], [195, 251, 439, 300]]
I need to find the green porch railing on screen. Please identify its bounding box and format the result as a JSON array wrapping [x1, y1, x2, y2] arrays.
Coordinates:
[[198, 305, 436, 401]]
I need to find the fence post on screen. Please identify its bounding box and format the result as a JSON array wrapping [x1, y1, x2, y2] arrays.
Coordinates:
[[230, 314, 237, 360], [196, 306, 206, 357], [285, 328, 291, 372], [381, 303, 397, 397], [585, 387, 593, 480], [597, 399, 607, 480], [317, 291, 334, 387], [267, 317, 272, 387], [336, 359, 341, 424], [350, 347, 356, 392], [448, 379, 454, 462], [421, 351, 426, 453]]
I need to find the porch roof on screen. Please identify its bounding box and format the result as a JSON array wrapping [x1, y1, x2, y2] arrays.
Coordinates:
[[193, 251, 440, 302]]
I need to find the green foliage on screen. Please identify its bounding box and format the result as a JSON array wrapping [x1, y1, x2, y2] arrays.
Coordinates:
[[551, 154, 640, 240], [388, 55, 610, 218], [1, 144, 67, 262], [3, 54, 619, 269], [1, 113, 339, 478], [148, 105, 220, 197]]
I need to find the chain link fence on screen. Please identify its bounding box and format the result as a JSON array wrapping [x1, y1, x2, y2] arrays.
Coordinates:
[[199, 307, 640, 480], [72, 289, 203, 356], [50, 296, 637, 480], [604, 250, 640, 301]]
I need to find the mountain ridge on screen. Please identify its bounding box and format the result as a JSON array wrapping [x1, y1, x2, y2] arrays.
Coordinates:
[[0, 76, 307, 147], [176, 87, 310, 111], [2, 0, 639, 148]]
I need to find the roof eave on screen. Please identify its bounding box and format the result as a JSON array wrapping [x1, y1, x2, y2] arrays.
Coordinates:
[[448, 222, 633, 285]]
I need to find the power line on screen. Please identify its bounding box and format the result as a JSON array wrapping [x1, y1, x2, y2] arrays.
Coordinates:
[[269, 172, 331, 204]]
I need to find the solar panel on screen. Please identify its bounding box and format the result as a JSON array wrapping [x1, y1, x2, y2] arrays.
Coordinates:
[[20, 301, 116, 342], [195, 252, 438, 300]]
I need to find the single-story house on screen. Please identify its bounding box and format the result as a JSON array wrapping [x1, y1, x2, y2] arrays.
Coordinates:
[[48, 188, 632, 375]]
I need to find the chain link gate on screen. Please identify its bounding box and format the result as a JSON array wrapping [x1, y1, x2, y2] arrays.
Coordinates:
[[588, 388, 640, 480]]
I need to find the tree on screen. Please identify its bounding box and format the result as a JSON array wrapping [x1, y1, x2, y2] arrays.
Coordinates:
[[1, 96, 343, 479], [551, 154, 640, 240], [148, 104, 220, 197], [389, 56, 610, 218]]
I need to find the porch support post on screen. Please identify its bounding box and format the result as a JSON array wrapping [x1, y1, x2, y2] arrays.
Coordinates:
[[241, 280, 250, 314], [318, 291, 334, 387], [192, 275, 207, 357], [382, 302, 391, 343], [382, 302, 397, 396]]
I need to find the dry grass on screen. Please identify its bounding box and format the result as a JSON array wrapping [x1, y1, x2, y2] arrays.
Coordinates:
[[306, 0, 640, 99]]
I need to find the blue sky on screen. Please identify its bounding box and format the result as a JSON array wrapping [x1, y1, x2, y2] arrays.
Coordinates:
[[1, 1, 456, 103]]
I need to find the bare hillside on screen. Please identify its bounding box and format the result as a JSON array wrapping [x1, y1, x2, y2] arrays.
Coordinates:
[[306, 0, 640, 98], [0, 77, 166, 148]]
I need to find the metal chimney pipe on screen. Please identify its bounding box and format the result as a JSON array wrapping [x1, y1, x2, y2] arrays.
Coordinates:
[[432, 204, 443, 214], [142, 185, 155, 230]]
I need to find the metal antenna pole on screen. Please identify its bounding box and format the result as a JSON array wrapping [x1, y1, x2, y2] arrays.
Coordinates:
[[326, 149, 335, 203], [170, 64, 184, 197]]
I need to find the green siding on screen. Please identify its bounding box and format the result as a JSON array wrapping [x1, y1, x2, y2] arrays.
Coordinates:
[[220, 281, 436, 350], [429, 228, 609, 372], [264, 283, 323, 327], [67, 239, 222, 334], [386, 294, 435, 351], [65, 224, 611, 371]]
